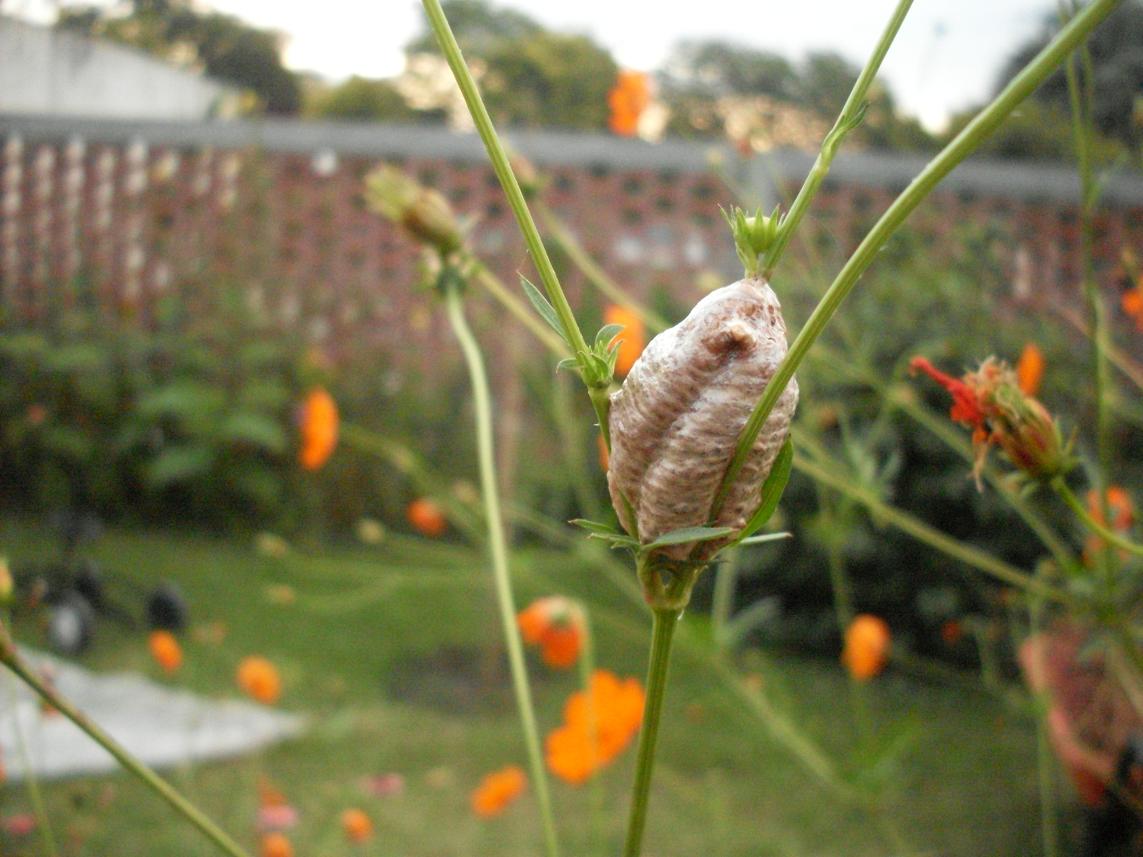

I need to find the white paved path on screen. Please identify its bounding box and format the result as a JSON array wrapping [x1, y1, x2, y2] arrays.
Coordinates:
[[0, 649, 303, 781]]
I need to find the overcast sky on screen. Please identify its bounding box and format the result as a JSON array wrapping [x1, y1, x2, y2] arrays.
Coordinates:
[[4, 0, 1062, 131]]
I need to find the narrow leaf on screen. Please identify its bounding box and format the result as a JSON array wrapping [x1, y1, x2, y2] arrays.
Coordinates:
[[737, 531, 793, 547], [569, 518, 619, 535], [736, 436, 794, 543], [643, 525, 736, 551], [520, 276, 568, 344], [595, 323, 625, 348]]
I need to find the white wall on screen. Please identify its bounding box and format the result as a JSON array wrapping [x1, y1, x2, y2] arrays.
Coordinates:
[[0, 16, 240, 120]]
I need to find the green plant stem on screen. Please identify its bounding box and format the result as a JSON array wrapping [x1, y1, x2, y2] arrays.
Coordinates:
[[1052, 477, 1143, 557], [796, 452, 1077, 606], [710, 547, 742, 650], [535, 201, 669, 332], [1064, 32, 1116, 578], [763, 0, 914, 277], [3, 633, 59, 857], [622, 607, 680, 857], [0, 625, 250, 857], [711, 0, 1122, 520], [442, 287, 561, 857], [576, 608, 607, 857], [421, 0, 594, 370], [470, 259, 569, 356], [339, 422, 484, 542]]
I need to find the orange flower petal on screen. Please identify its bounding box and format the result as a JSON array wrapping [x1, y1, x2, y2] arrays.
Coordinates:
[[237, 656, 282, 705], [471, 765, 527, 817], [148, 630, 182, 675], [299, 387, 338, 471], [1016, 343, 1044, 396], [407, 497, 448, 538], [341, 808, 373, 843], [842, 614, 891, 681], [603, 305, 646, 377]]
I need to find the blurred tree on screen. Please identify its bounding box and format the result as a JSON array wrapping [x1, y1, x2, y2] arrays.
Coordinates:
[[405, 0, 617, 129], [307, 77, 419, 122], [660, 40, 799, 100], [57, 0, 301, 114], [941, 99, 1124, 164], [994, 0, 1143, 155], [660, 40, 934, 151], [406, 0, 542, 55]]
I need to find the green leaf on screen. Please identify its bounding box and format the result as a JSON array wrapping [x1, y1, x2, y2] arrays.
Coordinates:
[[556, 357, 579, 372], [570, 518, 619, 535], [238, 379, 291, 411], [45, 343, 107, 374], [219, 412, 287, 453], [594, 323, 625, 349], [137, 381, 226, 422], [642, 526, 736, 551], [736, 436, 794, 543], [146, 445, 215, 487], [569, 519, 639, 548], [520, 276, 568, 345], [737, 531, 792, 547]]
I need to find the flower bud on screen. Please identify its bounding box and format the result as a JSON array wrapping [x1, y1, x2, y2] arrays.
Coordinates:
[[365, 166, 463, 254], [607, 277, 798, 560]]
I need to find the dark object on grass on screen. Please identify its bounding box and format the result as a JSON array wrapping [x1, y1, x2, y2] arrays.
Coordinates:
[[11, 510, 190, 656]]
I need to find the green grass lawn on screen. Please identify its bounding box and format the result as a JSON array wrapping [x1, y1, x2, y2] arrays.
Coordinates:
[[0, 518, 1064, 856]]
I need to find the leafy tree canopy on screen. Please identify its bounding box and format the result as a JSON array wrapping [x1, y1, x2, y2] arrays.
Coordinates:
[[407, 0, 617, 130], [57, 0, 302, 114], [994, 0, 1143, 153]]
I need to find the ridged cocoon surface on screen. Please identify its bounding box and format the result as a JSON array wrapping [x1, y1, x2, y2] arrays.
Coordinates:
[[607, 277, 798, 560]]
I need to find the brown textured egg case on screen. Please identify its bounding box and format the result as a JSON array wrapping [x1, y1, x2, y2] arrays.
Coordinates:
[[606, 277, 798, 560]]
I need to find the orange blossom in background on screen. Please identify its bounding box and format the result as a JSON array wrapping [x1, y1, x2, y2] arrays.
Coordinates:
[[237, 656, 282, 704], [517, 596, 586, 669], [471, 765, 527, 817], [842, 614, 891, 681]]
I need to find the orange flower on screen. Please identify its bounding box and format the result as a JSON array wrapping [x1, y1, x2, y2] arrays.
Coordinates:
[[910, 355, 1071, 486], [603, 305, 646, 377], [517, 596, 586, 669], [407, 497, 448, 538], [341, 808, 374, 843], [546, 670, 644, 784], [1084, 485, 1135, 563], [148, 630, 183, 675], [1087, 485, 1134, 532], [471, 765, 527, 817], [842, 614, 891, 681], [607, 71, 650, 137], [1122, 280, 1143, 331], [1016, 343, 1044, 396], [298, 387, 339, 471], [260, 832, 294, 857], [237, 656, 281, 705]]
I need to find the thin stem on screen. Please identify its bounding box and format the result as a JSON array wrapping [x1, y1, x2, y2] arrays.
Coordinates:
[[470, 259, 569, 357], [1053, 477, 1143, 557], [622, 608, 680, 857], [710, 0, 1122, 520], [535, 201, 669, 332], [4, 644, 59, 857], [710, 547, 742, 650], [796, 452, 1078, 607], [421, 0, 588, 361], [443, 287, 561, 857], [763, 0, 915, 277], [1065, 30, 1116, 579], [339, 423, 485, 542], [0, 626, 250, 857], [576, 608, 607, 857]]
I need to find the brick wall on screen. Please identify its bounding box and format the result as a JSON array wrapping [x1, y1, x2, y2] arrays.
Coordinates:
[[2, 115, 1141, 375]]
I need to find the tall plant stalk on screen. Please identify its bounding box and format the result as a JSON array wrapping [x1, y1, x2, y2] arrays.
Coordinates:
[[0, 625, 251, 857], [442, 286, 561, 857], [712, 0, 1123, 518], [622, 608, 680, 857]]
